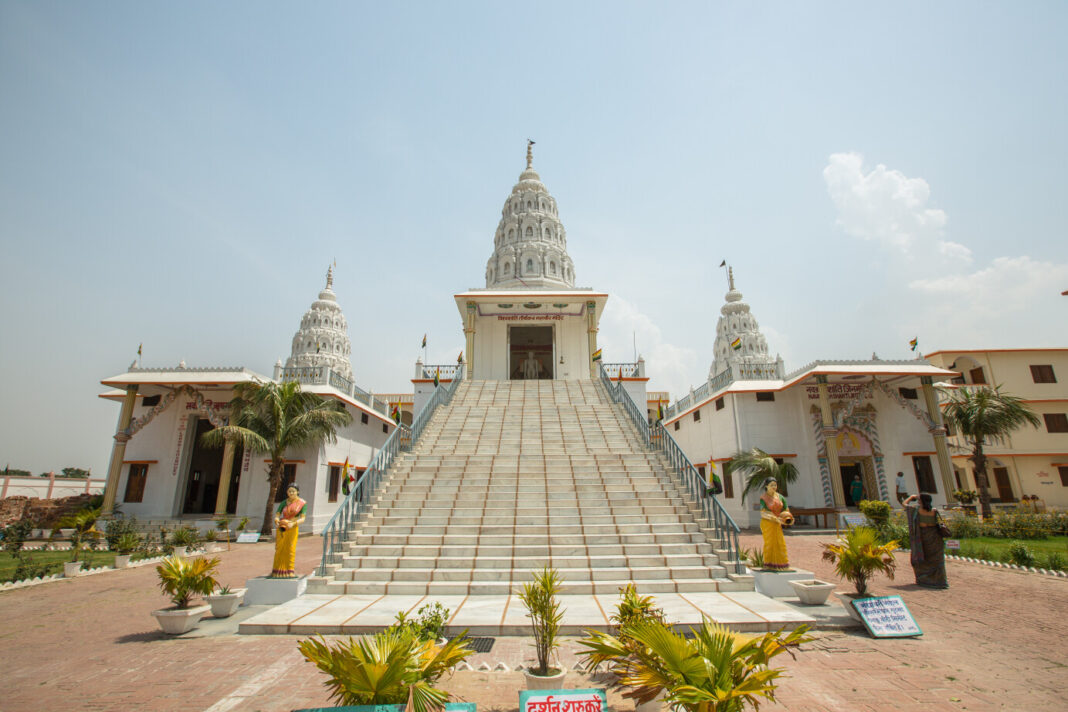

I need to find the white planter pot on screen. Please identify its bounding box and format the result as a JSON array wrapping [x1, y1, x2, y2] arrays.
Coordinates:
[[788, 579, 836, 605], [833, 591, 870, 622], [152, 604, 211, 635], [59, 528, 75, 538], [523, 666, 567, 690], [63, 561, 84, 578], [113, 554, 132, 569], [206, 589, 246, 618]]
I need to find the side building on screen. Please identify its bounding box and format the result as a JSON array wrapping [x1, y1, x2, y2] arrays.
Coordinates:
[[925, 348, 1068, 509], [97, 269, 400, 533]]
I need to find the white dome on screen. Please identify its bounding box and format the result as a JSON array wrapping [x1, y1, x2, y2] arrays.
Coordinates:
[[484, 142, 576, 289], [710, 267, 778, 377], [284, 266, 353, 380]]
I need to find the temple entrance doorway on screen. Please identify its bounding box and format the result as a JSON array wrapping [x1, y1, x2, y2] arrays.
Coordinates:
[[835, 429, 878, 506], [182, 418, 242, 515], [509, 325, 554, 380]]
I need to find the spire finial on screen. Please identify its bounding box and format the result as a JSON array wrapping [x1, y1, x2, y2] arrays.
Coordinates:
[[728, 266, 735, 291], [326, 264, 334, 289], [526, 139, 535, 169]]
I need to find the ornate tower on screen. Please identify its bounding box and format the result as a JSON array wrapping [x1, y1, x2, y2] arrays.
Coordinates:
[[711, 267, 780, 377], [284, 266, 353, 380], [484, 141, 576, 289]]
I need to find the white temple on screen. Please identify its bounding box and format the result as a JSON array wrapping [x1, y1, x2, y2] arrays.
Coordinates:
[[710, 266, 783, 380], [281, 265, 353, 380]]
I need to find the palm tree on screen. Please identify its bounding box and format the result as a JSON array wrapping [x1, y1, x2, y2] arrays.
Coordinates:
[[201, 380, 352, 534], [939, 384, 1040, 517], [728, 448, 800, 502]]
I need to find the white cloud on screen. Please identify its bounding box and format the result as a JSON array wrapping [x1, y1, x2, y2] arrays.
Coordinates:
[[598, 296, 698, 397], [823, 152, 951, 257], [910, 255, 1068, 316]]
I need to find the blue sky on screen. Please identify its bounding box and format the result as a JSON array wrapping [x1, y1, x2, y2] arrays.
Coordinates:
[[1, 2, 1065, 474]]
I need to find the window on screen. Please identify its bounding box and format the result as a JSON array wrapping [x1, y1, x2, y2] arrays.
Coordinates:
[[142, 395, 161, 407], [1031, 365, 1057, 383], [693, 409, 701, 422], [954, 468, 964, 490], [123, 464, 148, 503], [912, 456, 937, 494], [1044, 413, 1068, 433], [673, 421, 680, 432], [382, 423, 389, 434], [1060, 466, 1068, 487], [328, 466, 340, 503], [715, 397, 724, 411], [992, 467, 1015, 502], [969, 367, 987, 384], [275, 464, 297, 502], [756, 392, 775, 402], [898, 387, 918, 400], [525, 226, 533, 237], [361, 412, 369, 425], [526, 258, 534, 273]]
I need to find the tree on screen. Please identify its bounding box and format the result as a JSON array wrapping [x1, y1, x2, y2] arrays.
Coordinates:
[[728, 447, 800, 502], [200, 380, 352, 534], [939, 384, 1040, 517], [61, 467, 90, 479]]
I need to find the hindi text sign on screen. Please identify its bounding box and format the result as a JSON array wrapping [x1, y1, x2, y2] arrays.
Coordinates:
[[236, 532, 261, 543], [852, 595, 922, 638], [520, 688, 608, 712]]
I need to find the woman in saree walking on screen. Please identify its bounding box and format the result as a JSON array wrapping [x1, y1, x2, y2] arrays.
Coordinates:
[[271, 484, 306, 578], [904, 493, 948, 588]]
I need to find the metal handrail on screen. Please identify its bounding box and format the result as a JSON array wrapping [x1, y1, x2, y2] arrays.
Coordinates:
[[598, 360, 744, 574], [316, 363, 466, 575]]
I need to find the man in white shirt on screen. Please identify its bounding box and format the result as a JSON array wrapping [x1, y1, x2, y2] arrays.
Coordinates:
[[895, 471, 908, 505]]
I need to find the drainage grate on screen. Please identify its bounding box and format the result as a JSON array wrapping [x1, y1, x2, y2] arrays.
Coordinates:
[[455, 636, 495, 653]]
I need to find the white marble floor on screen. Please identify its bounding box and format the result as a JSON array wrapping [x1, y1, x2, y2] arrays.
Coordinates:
[[238, 591, 837, 636]]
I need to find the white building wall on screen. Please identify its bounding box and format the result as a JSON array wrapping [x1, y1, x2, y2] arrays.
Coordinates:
[[472, 316, 589, 381]]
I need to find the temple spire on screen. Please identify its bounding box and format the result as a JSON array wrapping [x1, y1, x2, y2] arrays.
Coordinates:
[[326, 264, 334, 290], [526, 139, 535, 169], [728, 266, 735, 291]]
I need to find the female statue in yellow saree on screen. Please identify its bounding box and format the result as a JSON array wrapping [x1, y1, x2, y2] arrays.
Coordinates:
[[759, 478, 793, 570], [271, 484, 306, 578]]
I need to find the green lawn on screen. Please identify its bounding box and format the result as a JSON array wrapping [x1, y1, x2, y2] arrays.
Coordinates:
[[954, 536, 1068, 568], [0, 549, 119, 583]]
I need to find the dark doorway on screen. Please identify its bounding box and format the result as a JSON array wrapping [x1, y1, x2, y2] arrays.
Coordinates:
[[992, 467, 1015, 502], [912, 455, 938, 494], [183, 419, 243, 515], [841, 463, 863, 506], [509, 326, 553, 380]]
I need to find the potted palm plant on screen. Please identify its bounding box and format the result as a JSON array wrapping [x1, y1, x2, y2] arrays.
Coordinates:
[[112, 531, 142, 569], [57, 506, 101, 577], [297, 628, 474, 711], [821, 526, 898, 621], [152, 555, 220, 634], [578, 617, 811, 711], [517, 567, 566, 689], [205, 583, 247, 618]]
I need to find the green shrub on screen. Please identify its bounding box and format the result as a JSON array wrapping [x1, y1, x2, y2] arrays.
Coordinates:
[[387, 602, 451, 642], [1008, 541, 1036, 567], [112, 532, 142, 555], [992, 512, 1053, 540], [104, 517, 140, 551], [745, 547, 765, 568], [1, 520, 34, 554], [1042, 552, 1066, 572], [170, 526, 201, 548], [946, 514, 986, 539], [858, 500, 890, 526]]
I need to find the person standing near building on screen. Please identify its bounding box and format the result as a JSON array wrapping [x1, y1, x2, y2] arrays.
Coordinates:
[[850, 474, 864, 506], [895, 471, 908, 505]]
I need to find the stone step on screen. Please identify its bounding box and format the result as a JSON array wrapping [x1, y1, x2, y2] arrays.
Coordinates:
[[349, 531, 709, 546], [339, 553, 722, 572], [307, 577, 748, 597], [344, 541, 715, 558]]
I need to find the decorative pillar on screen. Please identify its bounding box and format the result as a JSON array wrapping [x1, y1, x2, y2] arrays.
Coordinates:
[[101, 385, 139, 516], [213, 438, 237, 516], [921, 376, 956, 498], [464, 302, 476, 378], [816, 376, 846, 508], [587, 301, 598, 378]]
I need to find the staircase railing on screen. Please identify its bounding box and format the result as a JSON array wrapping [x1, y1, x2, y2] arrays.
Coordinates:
[[598, 362, 744, 574], [316, 363, 465, 575]]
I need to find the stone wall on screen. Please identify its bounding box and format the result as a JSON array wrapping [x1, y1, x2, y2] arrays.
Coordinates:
[[0, 494, 99, 528]]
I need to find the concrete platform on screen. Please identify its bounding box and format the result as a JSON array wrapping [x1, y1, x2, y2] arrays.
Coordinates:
[[238, 590, 857, 636]]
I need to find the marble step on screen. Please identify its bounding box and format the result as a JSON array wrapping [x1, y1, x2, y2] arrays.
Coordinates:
[[344, 541, 716, 558], [307, 577, 749, 597], [338, 552, 722, 572]]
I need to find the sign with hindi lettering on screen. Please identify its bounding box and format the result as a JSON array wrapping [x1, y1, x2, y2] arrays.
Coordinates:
[[841, 514, 868, 528], [852, 595, 922, 638], [945, 539, 961, 550], [236, 532, 261, 543], [519, 689, 608, 712]]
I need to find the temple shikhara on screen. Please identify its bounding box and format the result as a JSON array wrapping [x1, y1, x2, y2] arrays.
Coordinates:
[[95, 144, 1068, 632]]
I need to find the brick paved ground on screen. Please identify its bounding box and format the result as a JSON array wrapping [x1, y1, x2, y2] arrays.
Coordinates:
[[2, 530, 1065, 711]]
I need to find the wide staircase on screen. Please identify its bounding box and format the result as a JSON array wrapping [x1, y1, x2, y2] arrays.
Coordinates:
[[307, 379, 752, 598]]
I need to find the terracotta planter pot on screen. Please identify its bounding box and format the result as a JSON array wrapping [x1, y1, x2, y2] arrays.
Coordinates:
[[523, 666, 567, 690], [63, 561, 84, 578], [152, 604, 211, 635], [788, 579, 836, 605], [206, 589, 246, 618]]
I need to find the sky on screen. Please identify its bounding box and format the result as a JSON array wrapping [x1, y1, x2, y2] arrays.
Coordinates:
[[1, 2, 1065, 475]]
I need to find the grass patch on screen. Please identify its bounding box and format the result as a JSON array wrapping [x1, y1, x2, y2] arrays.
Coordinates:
[[955, 536, 1068, 569], [0, 550, 118, 583]]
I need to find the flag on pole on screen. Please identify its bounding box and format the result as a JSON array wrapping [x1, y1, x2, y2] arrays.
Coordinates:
[[909, 337, 919, 352], [341, 457, 352, 495], [137, 343, 142, 357], [719, 260, 726, 267], [390, 404, 401, 423], [433, 368, 440, 387], [591, 348, 602, 362], [656, 403, 664, 422], [617, 367, 624, 382], [422, 334, 427, 349], [457, 350, 463, 363], [730, 337, 742, 351]]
